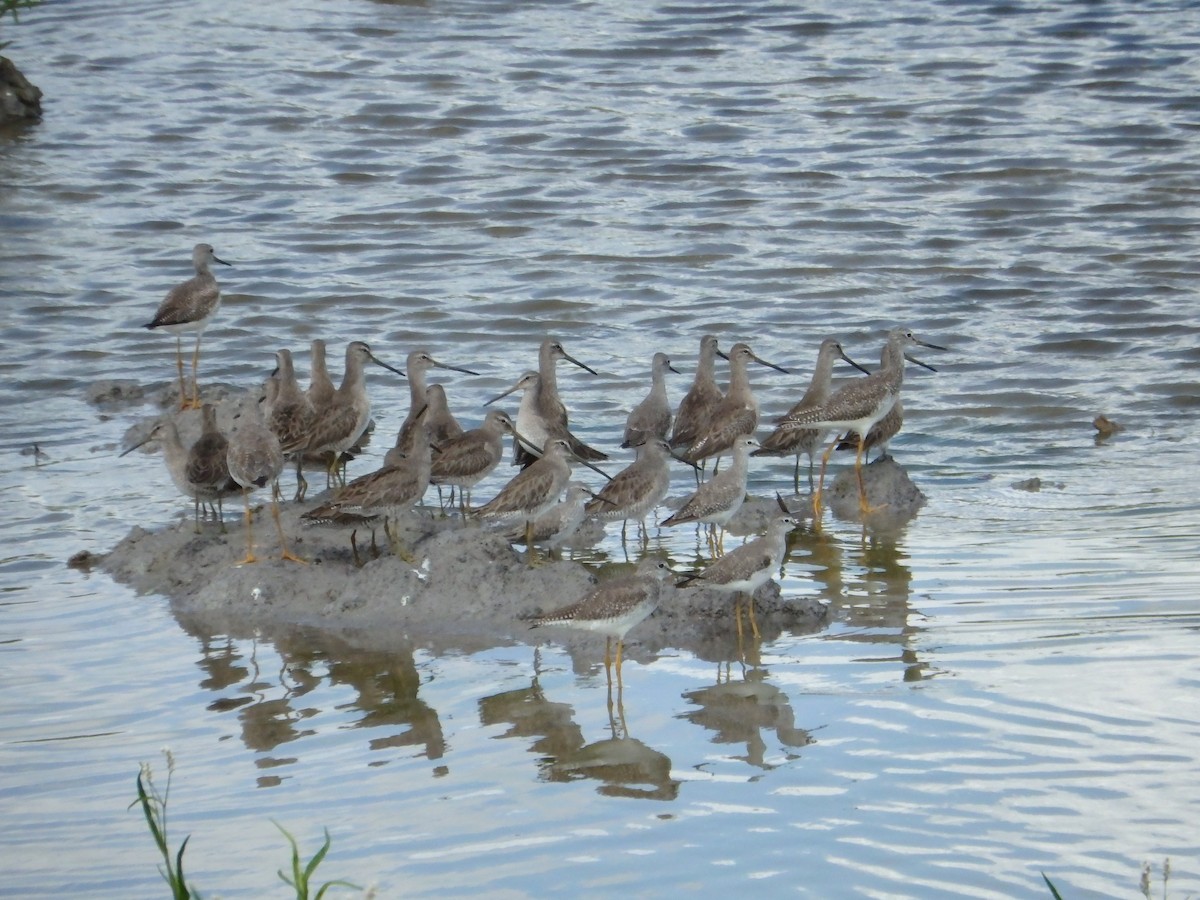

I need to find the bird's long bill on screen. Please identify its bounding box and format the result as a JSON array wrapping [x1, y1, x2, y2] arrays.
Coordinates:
[[915, 336, 948, 352], [669, 450, 703, 471], [564, 351, 599, 376], [840, 350, 872, 376], [484, 381, 522, 406], [369, 353, 407, 378], [570, 452, 612, 481], [436, 361, 481, 376], [510, 427, 544, 458], [119, 434, 156, 457], [904, 352, 939, 373], [213, 255, 233, 267], [668, 363, 682, 375], [752, 352, 789, 375]]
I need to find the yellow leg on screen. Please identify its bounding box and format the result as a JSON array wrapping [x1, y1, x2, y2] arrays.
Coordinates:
[[855, 436, 889, 518], [614, 638, 625, 693], [526, 519, 541, 566], [747, 594, 761, 640], [237, 488, 258, 564], [812, 436, 839, 522], [174, 336, 189, 410], [271, 494, 307, 563]]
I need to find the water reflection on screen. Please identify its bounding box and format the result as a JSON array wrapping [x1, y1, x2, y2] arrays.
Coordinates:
[[681, 661, 813, 773], [480, 651, 680, 801]]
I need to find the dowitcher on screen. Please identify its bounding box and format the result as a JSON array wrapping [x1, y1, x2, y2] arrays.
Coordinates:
[[266, 349, 317, 501], [303, 427, 432, 563], [662, 434, 759, 555], [226, 395, 305, 564], [423, 384, 465, 445], [528, 556, 673, 687], [121, 418, 223, 530], [394, 350, 479, 455], [429, 408, 515, 513], [475, 437, 607, 564], [677, 514, 800, 642], [486, 370, 605, 465], [584, 437, 674, 547], [680, 342, 788, 468], [778, 328, 945, 519], [513, 337, 606, 467], [621, 352, 680, 449], [668, 334, 722, 456], [306, 339, 336, 413], [185, 403, 239, 531], [755, 337, 870, 493], [142, 243, 231, 410], [292, 341, 406, 499]]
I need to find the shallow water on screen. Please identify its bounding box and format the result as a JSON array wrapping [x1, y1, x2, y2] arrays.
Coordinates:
[[3, 0, 1199, 896]]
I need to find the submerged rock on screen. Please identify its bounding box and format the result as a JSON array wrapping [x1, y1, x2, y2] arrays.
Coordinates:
[[0, 57, 42, 123], [826, 455, 926, 526]]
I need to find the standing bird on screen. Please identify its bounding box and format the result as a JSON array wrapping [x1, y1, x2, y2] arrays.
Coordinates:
[[486, 371, 604, 465], [475, 438, 608, 564], [528, 556, 674, 688], [291, 341, 406, 499], [777, 328, 946, 519], [834, 348, 938, 461], [512, 338, 606, 467], [185, 403, 239, 531], [668, 335, 722, 458], [677, 514, 800, 643], [755, 337, 870, 493], [394, 350, 479, 455], [143, 243, 231, 410], [621, 352, 680, 449], [662, 434, 759, 555], [584, 438, 674, 547], [503, 481, 595, 559], [429, 409, 516, 513], [422, 384, 465, 446], [680, 342, 788, 469], [120, 419, 219, 530], [266, 349, 317, 501], [306, 339, 337, 414], [226, 397, 304, 564]]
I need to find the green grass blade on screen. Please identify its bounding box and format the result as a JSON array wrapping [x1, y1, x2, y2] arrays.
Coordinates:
[[1042, 872, 1064, 900]]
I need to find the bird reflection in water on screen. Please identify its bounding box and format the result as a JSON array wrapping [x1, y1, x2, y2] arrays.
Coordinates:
[[680, 662, 813, 772], [479, 649, 680, 801]]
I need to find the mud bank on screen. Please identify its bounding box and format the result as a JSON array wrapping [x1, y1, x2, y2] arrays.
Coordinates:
[[91, 380, 927, 663]]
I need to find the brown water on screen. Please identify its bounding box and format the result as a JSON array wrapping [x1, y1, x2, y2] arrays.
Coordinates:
[[3, 0, 1200, 896]]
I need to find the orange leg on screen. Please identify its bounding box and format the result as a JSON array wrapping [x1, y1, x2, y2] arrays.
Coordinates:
[[271, 491, 307, 564]]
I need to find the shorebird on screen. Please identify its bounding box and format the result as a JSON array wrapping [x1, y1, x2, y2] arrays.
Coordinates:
[[475, 437, 608, 564], [290, 341, 406, 499], [226, 396, 304, 564], [510, 338, 606, 467], [184, 403, 239, 531], [621, 352, 679, 449], [394, 350, 479, 455], [680, 342, 788, 468], [503, 481, 595, 558], [422, 384, 465, 445], [143, 243, 231, 410], [833, 347, 937, 461], [677, 514, 800, 642], [662, 434, 759, 555], [120, 418, 223, 530], [266, 349, 317, 501], [584, 438, 674, 547], [755, 338, 870, 493], [528, 556, 674, 687], [668, 334, 722, 460], [306, 339, 336, 413], [485, 370, 605, 465], [777, 328, 945, 519], [429, 409, 515, 513], [303, 428, 433, 563]]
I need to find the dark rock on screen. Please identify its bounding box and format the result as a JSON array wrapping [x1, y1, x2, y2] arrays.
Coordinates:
[[0, 56, 42, 123]]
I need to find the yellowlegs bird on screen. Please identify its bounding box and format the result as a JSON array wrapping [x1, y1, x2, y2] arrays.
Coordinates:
[[303, 427, 432, 562], [486, 370, 605, 464], [306, 339, 336, 413], [662, 434, 759, 555], [394, 350, 479, 455], [266, 349, 317, 501], [680, 342, 788, 468], [832, 345, 938, 461], [292, 341, 406, 499], [755, 337, 869, 493], [528, 556, 673, 687], [584, 437, 674, 546], [503, 481, 595, 558], [777, 328, 945, 519], [226, 395, 305, 564], [429, 408, 516, 513], [475, 437, 608, 564], [185, 403, 239, 531], [143, 243, 231, 410], [668, 334, 722, 458], [513, 338, 606, 466], [621, 352, 679, 449], [677, 514, 800, 642]]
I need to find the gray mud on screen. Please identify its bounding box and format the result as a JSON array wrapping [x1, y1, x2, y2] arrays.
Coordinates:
[[92, 381, 928, 665]]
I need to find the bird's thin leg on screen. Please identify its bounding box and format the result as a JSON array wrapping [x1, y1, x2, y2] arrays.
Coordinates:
[[187, 332, 204, 409], [237, 488, 257, 564], [812, 436, 839, 522], [272, 492, 306, 563]]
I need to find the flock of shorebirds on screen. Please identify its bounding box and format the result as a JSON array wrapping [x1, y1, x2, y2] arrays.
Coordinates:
[[124, 243, 947, 671]]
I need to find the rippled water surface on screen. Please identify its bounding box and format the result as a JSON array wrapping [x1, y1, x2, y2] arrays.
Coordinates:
[[3, 0, 1200, 896]]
